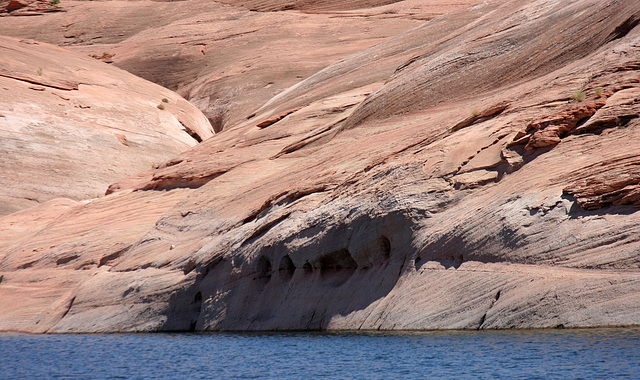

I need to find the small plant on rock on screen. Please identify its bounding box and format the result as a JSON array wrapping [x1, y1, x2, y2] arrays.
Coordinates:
[[162, 98, 169, 103], [594, 88, 604, 98], [157, 104, 165, 110], [471, 108, 481, 117], [50, 0, 60, 5], [571, 90, 586, 102], [37, 68, 43, 76]]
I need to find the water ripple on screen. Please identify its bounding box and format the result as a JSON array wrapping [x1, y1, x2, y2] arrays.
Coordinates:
[[1, 329, 639, 379]]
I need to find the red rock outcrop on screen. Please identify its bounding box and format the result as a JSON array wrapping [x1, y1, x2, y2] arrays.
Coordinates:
[[0, 0, 62, 16], [0, 36, 213, 215], [215, 0, 402, 12], [1, 0, 640, 333]]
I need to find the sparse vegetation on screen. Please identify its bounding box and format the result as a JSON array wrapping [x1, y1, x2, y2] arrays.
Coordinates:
[[157, 104, 165, 110], [617, 117, 629, 127], [37, 68, 43, 76], [162, 98, 169, 103], [50, 0, 60, 5], [88, 52, 114, 60], [571, 90, 586, 102], [594, 88, 603, 98], [471, 108, 481, 117]]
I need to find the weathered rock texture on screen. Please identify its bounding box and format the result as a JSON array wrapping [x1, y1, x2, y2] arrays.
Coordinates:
[[0, 36, 213, 215], [1, 0, 640, 333], [0, 0, 476, 131], [0, 0, 62, 16]]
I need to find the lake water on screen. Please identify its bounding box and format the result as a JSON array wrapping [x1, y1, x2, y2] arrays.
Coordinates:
[[2, 329, 640, 379]]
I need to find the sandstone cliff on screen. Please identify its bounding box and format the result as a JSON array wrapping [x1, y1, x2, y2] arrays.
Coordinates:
[[0, 0, 475, 131], [0, 36, 213, 215], [1, 0, 640, 333]]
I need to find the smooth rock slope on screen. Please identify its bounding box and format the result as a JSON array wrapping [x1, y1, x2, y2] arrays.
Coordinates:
[[1, 0, 640, 332], [0, 36, 213, 215], [0, 0, 477, 130]]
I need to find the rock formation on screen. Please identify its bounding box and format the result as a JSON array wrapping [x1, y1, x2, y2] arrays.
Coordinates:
[[1, 0, 640, 333], [0, 0, 62, 16], [0, 37, 213, 215], [0, 0, 476, 131]]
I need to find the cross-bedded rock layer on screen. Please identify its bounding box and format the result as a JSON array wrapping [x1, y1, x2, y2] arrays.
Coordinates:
[[0, 0, 477, 131], [0, 37, 213, 215], [1, 0, 640, 333]]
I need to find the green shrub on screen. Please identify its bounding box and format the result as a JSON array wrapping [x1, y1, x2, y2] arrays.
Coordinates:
[[157, 104, 165, 110], [162, 98, 169, 103], [594, 88, 603, 97], [571, 90, 586, 102]]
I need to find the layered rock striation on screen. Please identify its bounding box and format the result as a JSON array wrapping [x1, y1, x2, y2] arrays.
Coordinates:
[[0, 0, 476, 131], [1, 0, 640, 333], [0, 36, 213, 215]]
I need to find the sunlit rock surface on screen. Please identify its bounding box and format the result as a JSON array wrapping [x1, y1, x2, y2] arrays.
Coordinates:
[[0, 37, 213, 215], [0, 0, 475, 131], [1, 0, 640, 332]]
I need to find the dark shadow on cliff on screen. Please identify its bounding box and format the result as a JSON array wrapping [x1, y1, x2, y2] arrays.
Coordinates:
[[158, 257, 225, 332], [159, 209, 415, 331], [562, 194, 640, 218]]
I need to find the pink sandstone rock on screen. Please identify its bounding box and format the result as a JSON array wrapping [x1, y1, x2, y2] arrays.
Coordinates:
[[1, 0, 640, 333], [0, 36, 213, 215], [0, 0, 477, 131]]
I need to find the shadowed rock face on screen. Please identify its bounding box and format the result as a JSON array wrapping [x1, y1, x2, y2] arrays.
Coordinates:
[[2, 0, 640, 333]]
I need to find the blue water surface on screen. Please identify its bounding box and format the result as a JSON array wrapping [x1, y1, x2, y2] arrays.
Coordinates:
[[2, 329, 639, 379]]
